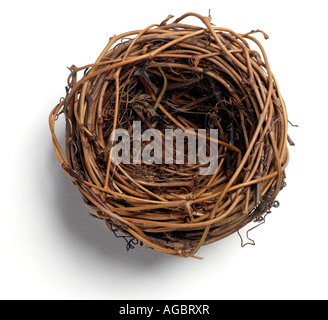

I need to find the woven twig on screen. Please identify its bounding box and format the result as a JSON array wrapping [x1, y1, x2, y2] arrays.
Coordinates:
[[49, 12, 289, 258]]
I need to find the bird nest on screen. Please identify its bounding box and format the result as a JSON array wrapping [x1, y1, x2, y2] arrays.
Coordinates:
[[49, 12, 290, 258]]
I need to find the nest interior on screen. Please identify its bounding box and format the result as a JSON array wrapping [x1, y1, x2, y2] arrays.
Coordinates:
[[49, 12, 290, 258]]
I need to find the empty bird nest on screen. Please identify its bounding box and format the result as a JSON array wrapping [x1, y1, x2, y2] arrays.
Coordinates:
[[49, 12, 291, 258]]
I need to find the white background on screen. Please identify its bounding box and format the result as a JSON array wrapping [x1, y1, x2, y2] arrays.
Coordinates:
[[1, 0, 327, 300]]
